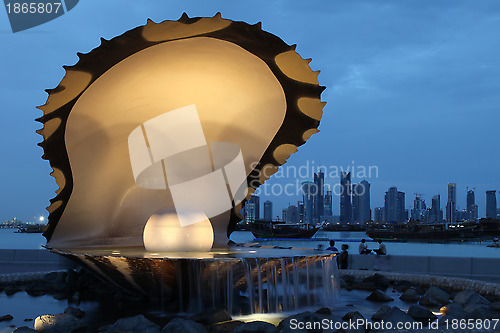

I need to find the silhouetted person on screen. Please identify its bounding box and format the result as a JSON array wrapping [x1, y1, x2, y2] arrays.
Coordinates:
[[374, 239, 387, 255], [359, 238, 371, 255], [338, 244, 349, 269], [326, 240, 338, 252]]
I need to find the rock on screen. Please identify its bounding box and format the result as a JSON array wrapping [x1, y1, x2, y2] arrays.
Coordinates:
[[315, 308, 331, 315], [381, 307, 415, 326], [464, 303, 500, 319], [4, 286, 21, 296], [490, 302, 500, 312], [339, 311, 366, 333], [419, 295, 441, 308], [440, 303, 466, 318], [25, 282, 50, 297], [0, 314, 14, 322], [209, 320, 244, 333], [52, 292, 68, 300], [392, 280, 414, 292], [407, 305, 437, 322], [278, 311, 322, 333], [371, 305, 391, 321], [34, 313, 85, 333], [64, 307, 85, 319], [342, 311, 363, 322], [13, 327, 36, 333], [423, 286, 450, 305], [453, 290, 489, 306], [107, 315, 160, 333], [190, 308, 231, 325], [362, 273, 389, 290], [366, 290, 393, 302], [233, 321, 278, 333], [399, 288, 420, 303], [162, 318, 207, 333]]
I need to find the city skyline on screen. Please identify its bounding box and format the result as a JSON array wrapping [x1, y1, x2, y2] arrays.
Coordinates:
[[252, 178, 499, 223]]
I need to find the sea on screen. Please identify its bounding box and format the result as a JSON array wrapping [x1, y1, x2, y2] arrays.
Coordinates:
[[0, 228, 499, 258]]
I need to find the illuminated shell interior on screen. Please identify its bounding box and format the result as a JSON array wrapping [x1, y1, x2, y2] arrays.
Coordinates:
[[37, 13, 325, 249]]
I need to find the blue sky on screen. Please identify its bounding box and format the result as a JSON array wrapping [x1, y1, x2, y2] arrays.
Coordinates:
[[1, 0, 499, 222]]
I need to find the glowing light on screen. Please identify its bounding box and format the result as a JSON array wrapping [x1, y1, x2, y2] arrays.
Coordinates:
[[111, 251, 120, 255], [143, 209, 214, 252], [39, 216, 44, 222]]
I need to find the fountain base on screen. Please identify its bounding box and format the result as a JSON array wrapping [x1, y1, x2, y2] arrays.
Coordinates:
[[50, 247, 339, 315]]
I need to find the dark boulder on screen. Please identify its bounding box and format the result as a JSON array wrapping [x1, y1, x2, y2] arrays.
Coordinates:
[[399, 288, 420, 303], [440, 302, 466, 318], [209, 320, 244, 333], [453, 290, 489, 306], [366, 290, 394, 302], [407, 304, 437, 323], [189, 308, 231, 325], [371, 305, 391, 322], [64, 307, 85, 319], [423, 286, 450, 305], [381, 307, 415, 326], [233, 321, 278, 333], [419, 295, 441, 308], [162, 318, 207, 333], [278, 311, 322, 333]]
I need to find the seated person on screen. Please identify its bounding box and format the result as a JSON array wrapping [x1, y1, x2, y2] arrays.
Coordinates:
[[325, 240, 338, 252], [359, 239, 372, 255], [338, 244, 349, 269], [374, 239, 387, 255]]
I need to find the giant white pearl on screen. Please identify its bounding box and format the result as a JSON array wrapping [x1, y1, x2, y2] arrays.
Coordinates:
[[143, 209, 214, 252]]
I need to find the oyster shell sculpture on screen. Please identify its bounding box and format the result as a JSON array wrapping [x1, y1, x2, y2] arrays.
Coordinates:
[[37, 13, 325, 250]]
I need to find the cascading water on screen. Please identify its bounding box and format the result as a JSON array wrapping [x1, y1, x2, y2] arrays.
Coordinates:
[[52, 247, 340, 316]]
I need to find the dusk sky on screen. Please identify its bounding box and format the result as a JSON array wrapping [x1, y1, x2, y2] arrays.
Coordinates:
[[1, 0, 499, 223]]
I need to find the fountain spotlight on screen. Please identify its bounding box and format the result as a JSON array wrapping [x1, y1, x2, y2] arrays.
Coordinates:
[[37, 13, 337, 314]]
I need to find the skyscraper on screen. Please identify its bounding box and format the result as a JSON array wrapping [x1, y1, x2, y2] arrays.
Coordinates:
[[374, 207, 385, 223], [298, 201, 305, 223], [358, 180, 371, 223], [244, 202, 257, 223], [486, 190, 497, 219], [411, 196, 426, 222], [352, 181, 371, 223], [313, 171, 325, 222], [352, 184, 360, 223], [446, 183, 457, 223], [384, 187, 405, 223], [302, 181, 314, 224], [286, 205, 299, 224], [263, 200, 273, 221], [430, 195, 442, 223], [340, 172, 352, 223], [466, 190, 478, 221], [248, 195, 260, 221], [324, 190, 333, 216]]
